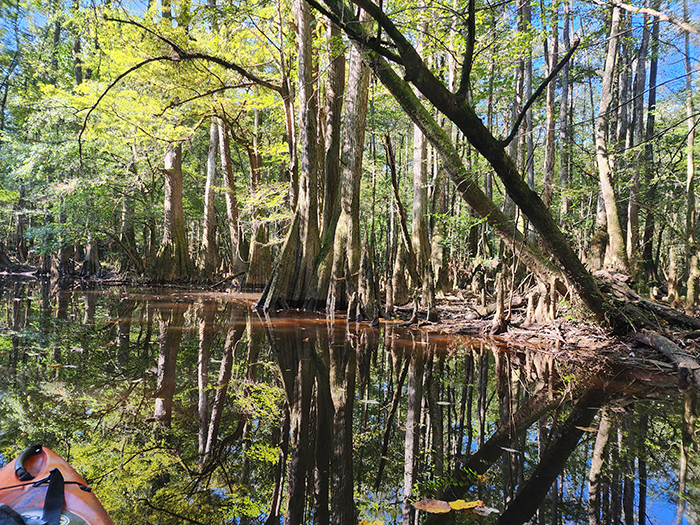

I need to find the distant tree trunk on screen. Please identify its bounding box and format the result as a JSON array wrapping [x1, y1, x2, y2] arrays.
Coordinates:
[[641, 7, 660, 282], [595, 6, 628, 272], [542, 2, 558, 209], [71, 0, 83, 85], [558, 0, 572, 218], [684, 0, 698, 309], [245, 111, 272, 289], [431, 167, 450, 293], [82, 233, 101, 277], [218, 119, 246, 276], [153, 304, 186, 428], [200, 118, 220, 281], [119, 157, 143, 274], [155, 145, 192, 281]]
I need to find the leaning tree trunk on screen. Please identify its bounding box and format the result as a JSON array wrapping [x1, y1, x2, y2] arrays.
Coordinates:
[[319, 0, 608, 322], [155, 144, 192, 282]]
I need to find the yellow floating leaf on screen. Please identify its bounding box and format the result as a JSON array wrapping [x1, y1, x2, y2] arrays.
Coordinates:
[[449, 499, 484, 510], [412, 498, 452, 513], [359, 520, 384, 525]]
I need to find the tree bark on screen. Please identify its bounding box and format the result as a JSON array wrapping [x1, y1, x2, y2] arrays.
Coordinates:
[[200, 118, 220, 280], [155, 145, 192, 281], [595, 6, 628, 272], [328, 25, 370, 312], [153, 303, 186, 428]]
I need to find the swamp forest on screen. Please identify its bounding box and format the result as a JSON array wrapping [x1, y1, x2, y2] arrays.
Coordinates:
[[0, 0, 699, 522]]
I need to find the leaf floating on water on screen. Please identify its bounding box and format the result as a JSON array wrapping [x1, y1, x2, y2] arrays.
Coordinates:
[[449, 499, 484, 510], [359, 520, 384, 525], [412, 498, 452, 513]]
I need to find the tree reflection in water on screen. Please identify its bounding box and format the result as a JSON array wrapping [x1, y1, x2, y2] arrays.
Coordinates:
[[0, 281, 696, 525]]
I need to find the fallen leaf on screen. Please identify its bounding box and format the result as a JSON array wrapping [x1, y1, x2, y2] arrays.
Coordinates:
[[449, 499, 484, 510], [412, 498, 452, 513]]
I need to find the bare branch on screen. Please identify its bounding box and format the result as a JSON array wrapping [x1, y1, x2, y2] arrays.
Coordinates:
[[590, 0, 700, 36], [455, 0, 475, 102], [78, 56, 172, 166], [105, 17, 283, 93], [499, 38, 580, 147]]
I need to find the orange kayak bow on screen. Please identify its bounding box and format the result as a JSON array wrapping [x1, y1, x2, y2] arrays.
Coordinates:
[[0, 445, 114, 525]]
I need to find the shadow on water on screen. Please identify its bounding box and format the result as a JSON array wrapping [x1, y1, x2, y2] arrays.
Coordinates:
[[0, 279, 696, 525]]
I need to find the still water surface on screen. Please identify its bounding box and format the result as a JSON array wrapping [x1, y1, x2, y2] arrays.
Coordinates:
[[0, 279, 696, 524]]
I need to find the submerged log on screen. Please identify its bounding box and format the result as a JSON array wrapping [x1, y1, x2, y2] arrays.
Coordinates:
[[634, 329, 700, 391]]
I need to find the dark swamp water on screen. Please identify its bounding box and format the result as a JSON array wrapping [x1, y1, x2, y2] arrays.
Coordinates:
[[0, 278, 697, 524]]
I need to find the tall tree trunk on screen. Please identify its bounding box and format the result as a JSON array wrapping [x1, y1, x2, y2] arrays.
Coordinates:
[[200, 118, 220, 281], [256, 0, 320, 310], [328, 24, 370, 313], [684, 0, 698, 309], [595, 6, 628, 272], [641, 6, 660, 282], [542, 3, 558, 209], [627, 11, 650, 276], [155, 145, 192, 281], [322, 20, 345, 239], [558, 0, 572, 218], [218, 119, 246, 275]]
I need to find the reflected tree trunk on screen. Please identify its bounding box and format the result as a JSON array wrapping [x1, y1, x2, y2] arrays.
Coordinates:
[[402, 345, 424, 525], [589, 407, 611, 525], [499, 389, 605, 525], [674, 390, 697, 525], [204, 310, 244, 461], [198, 301, 216, 460], [153, 303, 186, 428], [436, 386, 564, 503], [330, 325, 357, 523]]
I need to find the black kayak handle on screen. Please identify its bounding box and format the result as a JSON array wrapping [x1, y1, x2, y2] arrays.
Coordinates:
[[15, 444, 43, 481]]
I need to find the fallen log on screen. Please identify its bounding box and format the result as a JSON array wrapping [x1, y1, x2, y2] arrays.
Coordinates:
[[596, 271, 700, 331], [634, 329, 700, 391]]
